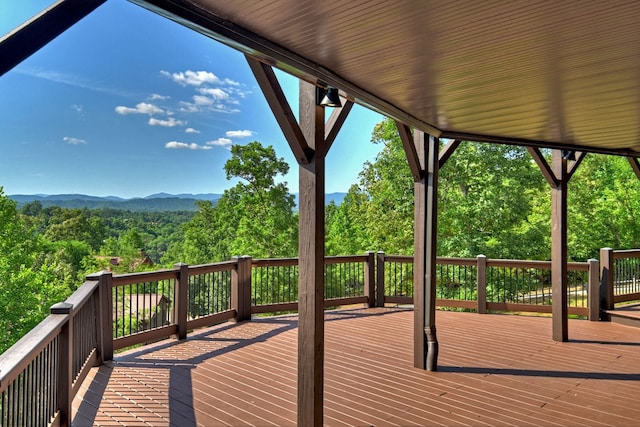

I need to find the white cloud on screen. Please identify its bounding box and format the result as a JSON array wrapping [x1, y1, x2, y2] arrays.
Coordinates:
[[226, 130, 254, 138], [64, 136, 86, 145], [148, 117, 186, 127], [148, 93, 170, 101], [206, 138, 232, 148], [185, 127, 200, 134], [179, 101, 199, 113], [198, 87, 230, 101], [193, 95, 214, 106], [161, 70, 220, 86], [115, 102, 164, 115], [223, 78, 240, 86], [165, 141, 212, 150], [71, 104, 83, 113], [16, 67, 132, 97]]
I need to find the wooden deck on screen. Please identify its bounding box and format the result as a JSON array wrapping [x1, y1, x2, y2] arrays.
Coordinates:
[[73, 308, 640, 426]]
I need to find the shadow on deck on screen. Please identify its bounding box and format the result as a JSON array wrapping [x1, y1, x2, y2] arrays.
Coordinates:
[[73, 308, 640, 426]]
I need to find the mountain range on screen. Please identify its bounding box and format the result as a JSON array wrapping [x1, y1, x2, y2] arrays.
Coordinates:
[[9, 192, 347, 212]]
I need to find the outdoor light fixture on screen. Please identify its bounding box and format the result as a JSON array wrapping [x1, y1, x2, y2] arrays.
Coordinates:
[[316, 86, 342, 107], [562, 149, 576, 161]]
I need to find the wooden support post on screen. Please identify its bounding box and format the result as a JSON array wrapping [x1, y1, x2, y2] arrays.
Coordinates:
[[477, 255, 487, 314], [248, 59, 351, 427], [414, 132, 439, 370], [297, 80, 325, 427], [376, 251, 386, 307], [51, 302, 73, 427], [174, 263, 189, 339], [551, 150, 568, 341], [588, 258, 600, 321], [364, 251, 376, 307], [232, 255, 253, 321], [87, 270, 113, 362], [600, 247, 614, 320]]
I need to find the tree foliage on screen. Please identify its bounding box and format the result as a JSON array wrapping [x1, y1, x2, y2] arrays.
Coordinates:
[[0, 189, 73, 352], [166, 141, 298, 264]]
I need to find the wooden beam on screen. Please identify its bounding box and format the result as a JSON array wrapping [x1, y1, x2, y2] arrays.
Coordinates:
[[527, 147, 558, 187], [566, 151, 586, 180], [627, 157, 640, 180], [246, 56, 313, 164], [324, 98, 353, 154], [297, 81, 325, 426], [551, 150, 568, 342], [0, 0, 106, 77], [395, 121, 423, 182], [438, 139, 461, 169]]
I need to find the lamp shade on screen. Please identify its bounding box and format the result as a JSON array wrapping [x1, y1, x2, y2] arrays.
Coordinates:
[[317, 87, 342, 107]]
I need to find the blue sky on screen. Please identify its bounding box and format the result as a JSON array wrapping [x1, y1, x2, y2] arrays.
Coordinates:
[[0, 0, 383, 198]]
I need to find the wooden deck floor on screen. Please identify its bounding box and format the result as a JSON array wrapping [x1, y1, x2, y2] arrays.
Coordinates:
[[73, 308, 640, 426]]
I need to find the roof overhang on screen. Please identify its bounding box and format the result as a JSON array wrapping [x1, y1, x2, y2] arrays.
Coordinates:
[[130, 0, 640, 157]]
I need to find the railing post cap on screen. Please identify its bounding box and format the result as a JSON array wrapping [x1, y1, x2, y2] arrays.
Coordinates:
[[174, 262, 187, 267], [85, 270, 112, 280], [50, 302, 73, 314], [477, 254, 487, 258]]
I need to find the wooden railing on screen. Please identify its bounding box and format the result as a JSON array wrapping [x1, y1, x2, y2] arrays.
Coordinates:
[[377, 253, 599, 318], [0, 277, 105, 427], [600, 248, 640, 313], [1, 249, 632, 426]]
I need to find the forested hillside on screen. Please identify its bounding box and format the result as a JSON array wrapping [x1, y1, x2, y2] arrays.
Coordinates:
[[3, 122, 640, 353]]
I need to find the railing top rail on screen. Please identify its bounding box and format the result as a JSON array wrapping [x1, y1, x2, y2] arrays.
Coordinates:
[[383, 255, 413, 263], [251, 255, 371, 268], [65, 279, 100, 313], [252, 257, 298, 267], [325, 254, 369, 264], [437, 257, 477, 266], [612, 249, 640, 259], [112, 268, 179, 287], [0, 314, 67, 390], [189, 260, 237, 275]]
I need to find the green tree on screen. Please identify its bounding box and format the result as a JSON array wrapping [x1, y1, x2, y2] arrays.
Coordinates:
[[165, 141, 298, 264], [568, 154, 640, 260], [222, 141, 297, 258], [0, 189, 72, 353], [43, 207, 105, 251], [326, 118, 549, 259]]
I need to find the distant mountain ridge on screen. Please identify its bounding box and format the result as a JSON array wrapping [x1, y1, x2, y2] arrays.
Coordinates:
[[9, 192, 347, 212]]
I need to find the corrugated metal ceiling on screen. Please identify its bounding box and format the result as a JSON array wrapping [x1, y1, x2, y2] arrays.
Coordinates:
[[140, 0, 640, 155]]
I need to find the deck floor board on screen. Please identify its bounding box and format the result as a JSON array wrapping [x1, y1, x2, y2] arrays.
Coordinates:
[[73, 308, 640, 426]]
